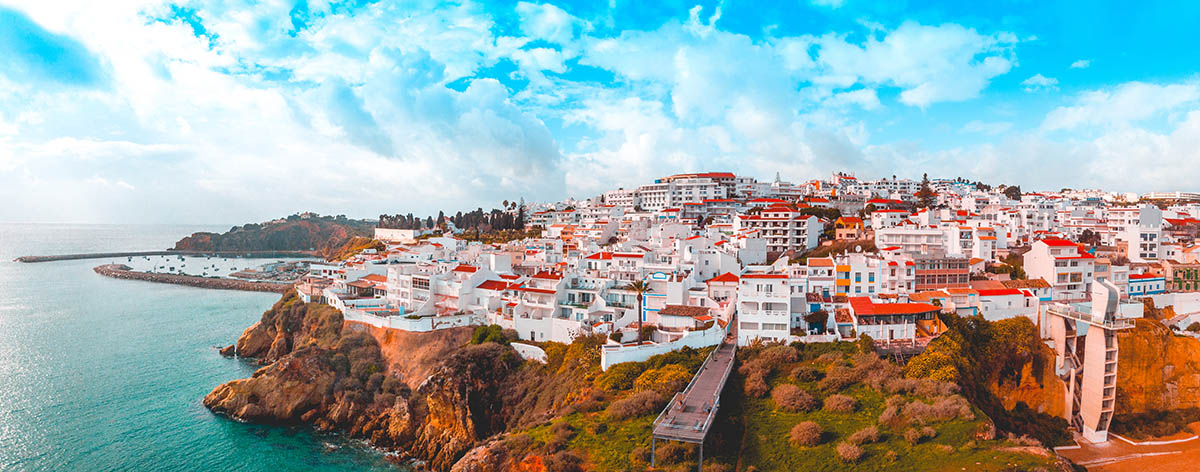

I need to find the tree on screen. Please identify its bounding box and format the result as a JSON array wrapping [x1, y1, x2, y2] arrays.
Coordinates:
[[1003, 185, 1022, 201], [857, 333, 875, 354], [804, 309, 829, 333], [624, 280, 653, 343], [1188, 322, 1200, 333], [916, 173, 935, 209]]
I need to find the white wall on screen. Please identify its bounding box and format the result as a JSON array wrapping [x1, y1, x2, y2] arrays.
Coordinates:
[[599, 324, 724, 371], [343, 309, 484, 332], [511, 342, 548, 363]]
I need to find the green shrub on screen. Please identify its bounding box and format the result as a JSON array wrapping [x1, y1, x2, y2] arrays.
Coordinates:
[[836, 442, 864, 463], [847, 425, 882, 445], [597, 362, 645, 391], [772, 384, 818, 412], [789, 421, 822, 447], [633, 364, 691, 395], [471, 324, 511, 345], [605, 391, 664, 420], [823, 394, 857, 413]]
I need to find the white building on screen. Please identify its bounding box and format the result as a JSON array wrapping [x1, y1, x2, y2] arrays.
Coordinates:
[[1024, 238, 1096, 301], [737, 273, 791, 345]]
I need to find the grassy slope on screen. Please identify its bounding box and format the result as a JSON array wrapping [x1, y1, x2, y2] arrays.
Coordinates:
[[498, 342, 1057, 472]]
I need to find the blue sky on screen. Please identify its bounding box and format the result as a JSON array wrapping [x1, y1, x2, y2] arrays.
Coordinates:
[[1, 0, 1199, 223]]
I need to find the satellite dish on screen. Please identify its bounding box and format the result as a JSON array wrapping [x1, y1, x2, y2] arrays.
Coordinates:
[[855, 245, 863, 253]]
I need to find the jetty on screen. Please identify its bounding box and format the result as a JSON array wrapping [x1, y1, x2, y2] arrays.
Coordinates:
[[14, 250, 318, 263], [650, 337, 737, 470], [93, 264, 293, 293]]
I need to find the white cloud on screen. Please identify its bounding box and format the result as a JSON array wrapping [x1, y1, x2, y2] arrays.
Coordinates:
[[0, 1, 568, 223], [515, 2, 581, 45], [1042, 80, 1200, 131], [811, 0, 846, 8], [960, 120, 1012, 135], [826, 89, 881, 110], [812, 22, 1018, 107], [1021, 73, 1058, 92], [1070, 59, 1091, 69]]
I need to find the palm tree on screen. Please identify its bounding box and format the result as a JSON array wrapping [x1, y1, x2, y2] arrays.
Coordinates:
[[624, 280, 652, 343]]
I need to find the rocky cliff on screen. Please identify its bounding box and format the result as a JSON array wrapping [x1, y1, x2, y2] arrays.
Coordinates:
[[208, 293, 562, 470], [220, 292, 343, 361], [1117, 317, 1200, 413], [991, 343, 1065, 418]]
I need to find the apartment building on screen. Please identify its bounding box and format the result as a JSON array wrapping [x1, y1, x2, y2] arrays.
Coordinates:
[[637, 177, 730, 211], [734, 205, 822, 254], [737, 273, 791, 345], [875, 224, 946, 255], [912, 251, 970, 292], [1163, 260, 1200, 292], [1024, 238, 1095, 301]]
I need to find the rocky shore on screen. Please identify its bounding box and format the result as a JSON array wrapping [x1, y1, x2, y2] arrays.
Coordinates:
[[93, 264, 293, 293], [203, 293, 520, 470]]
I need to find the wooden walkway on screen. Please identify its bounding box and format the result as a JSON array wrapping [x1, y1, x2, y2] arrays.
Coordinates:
[[651, 336, 737, 468]]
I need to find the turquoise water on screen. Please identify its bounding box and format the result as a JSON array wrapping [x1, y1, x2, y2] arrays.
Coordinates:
[[0, 224, 397, 471]]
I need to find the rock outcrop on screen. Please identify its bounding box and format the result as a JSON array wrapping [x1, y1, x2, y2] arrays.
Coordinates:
[[222, 292, 342, 362], [206, 331, 521, 470], [991, 343, 1065, 418], [1117, 317, 1200, 413]]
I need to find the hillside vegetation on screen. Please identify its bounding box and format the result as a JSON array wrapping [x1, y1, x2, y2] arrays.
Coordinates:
[[174, 213, 373, 257], [902, 314, 1071, 446], [209, 294, 1065, 471]]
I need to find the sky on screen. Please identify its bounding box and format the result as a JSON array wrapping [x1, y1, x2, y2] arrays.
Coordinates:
[[1, 1, 1200, 224]]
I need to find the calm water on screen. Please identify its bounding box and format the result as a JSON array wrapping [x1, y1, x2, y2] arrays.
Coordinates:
[[0, 224, 396, 471]]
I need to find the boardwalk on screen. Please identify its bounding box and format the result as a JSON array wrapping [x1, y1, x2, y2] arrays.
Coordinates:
[[651, 336, 737, 468]]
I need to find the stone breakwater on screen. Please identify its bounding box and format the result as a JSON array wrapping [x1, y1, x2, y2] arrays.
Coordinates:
[[93, 264, 293, 293], [15, 250, 318, 263]]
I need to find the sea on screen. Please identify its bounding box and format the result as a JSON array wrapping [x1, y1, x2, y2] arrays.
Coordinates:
[[0, 223, 398, 471]]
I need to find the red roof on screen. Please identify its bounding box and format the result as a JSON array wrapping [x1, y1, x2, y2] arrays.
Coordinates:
[[742, 273, 787, 279], [707, 272, 740, 283], [531, 271, 563, 280], [848, 297, 940, 316], [977, 288, 1023, 297], [1129, 273, 1163, 280], [516, 285, 557, 294], [476, 280, 512, 291], [585, 252, 613, 260], [1039, 238, 1078, 247], [347, 279, 375, 289], [363, 274, 387, 283], [613, 253, 644, 258], [453, 264, 478, 273]]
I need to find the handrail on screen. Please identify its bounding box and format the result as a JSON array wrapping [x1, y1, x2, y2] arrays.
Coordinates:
[[652, 392, 684, 427]]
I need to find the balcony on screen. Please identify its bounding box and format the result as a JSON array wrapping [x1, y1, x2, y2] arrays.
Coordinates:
[[742, 291, 787, 301], [742, 309, 788, 317]]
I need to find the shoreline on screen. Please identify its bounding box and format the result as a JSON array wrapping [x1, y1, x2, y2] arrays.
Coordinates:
[[93, 264, 294, 293], [15, 249, 320, 263]]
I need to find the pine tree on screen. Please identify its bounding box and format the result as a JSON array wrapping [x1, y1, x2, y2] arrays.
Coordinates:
[[917, 173, 934, 209]]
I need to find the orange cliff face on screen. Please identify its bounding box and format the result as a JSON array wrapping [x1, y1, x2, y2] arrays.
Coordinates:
[[343, 321, 474, 389], [991, 342, 1066, 419], [1117, 317, 1200, 413]]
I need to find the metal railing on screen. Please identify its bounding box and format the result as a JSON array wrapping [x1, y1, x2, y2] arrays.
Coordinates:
[[1047, 306, 1135, 329], [653, 341, 737, 436]]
